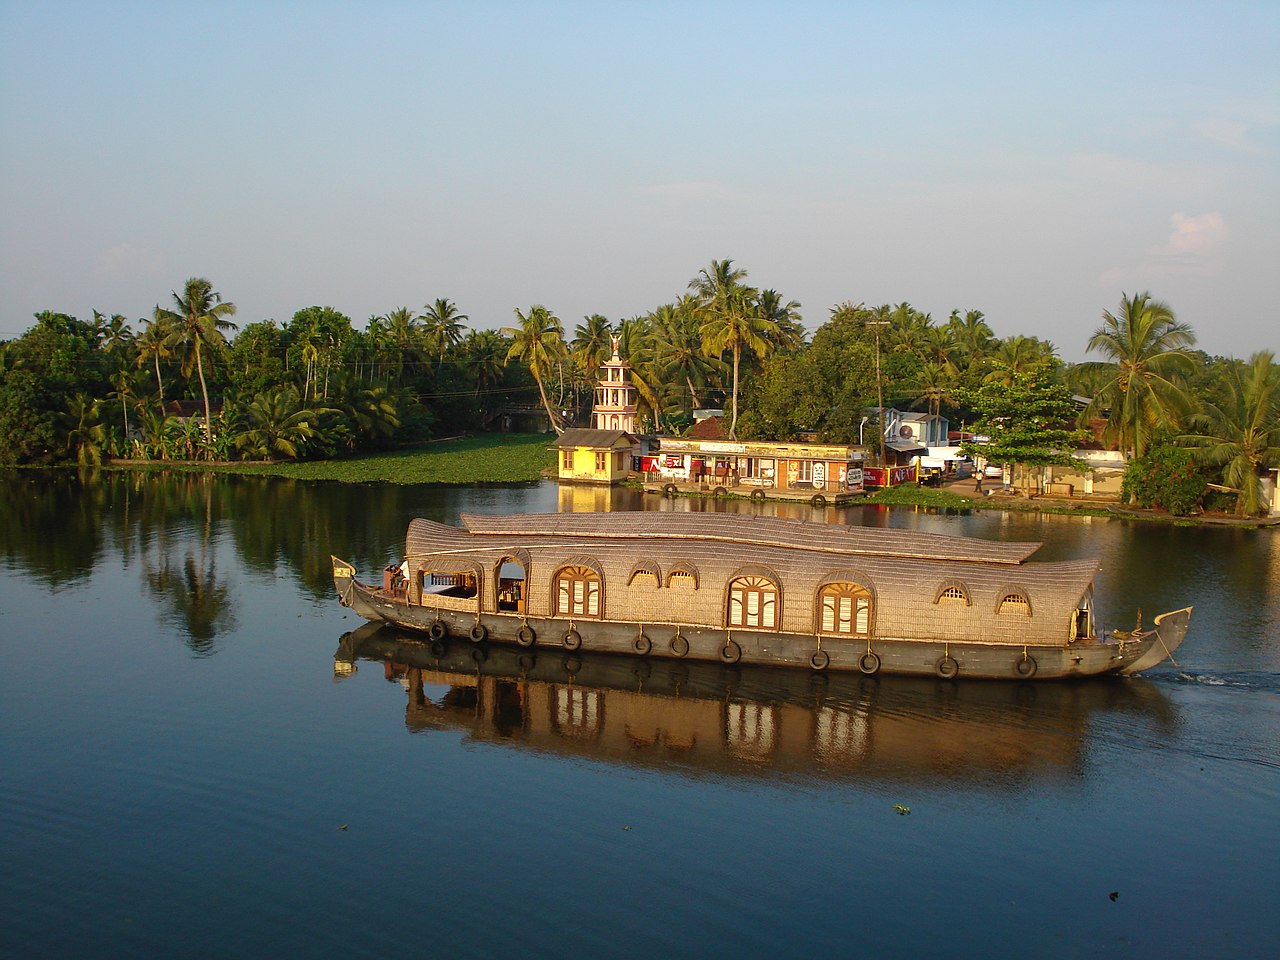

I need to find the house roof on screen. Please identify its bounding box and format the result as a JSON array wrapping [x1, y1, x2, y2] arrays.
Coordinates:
[[686, 416, 725, 440], [552, 428, 636, 450]]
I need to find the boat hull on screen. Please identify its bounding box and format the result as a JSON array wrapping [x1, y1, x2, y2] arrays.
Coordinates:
[[335, 563, 1190, 681]]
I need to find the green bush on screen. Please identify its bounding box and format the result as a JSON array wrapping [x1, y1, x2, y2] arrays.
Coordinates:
[[1121, 444, 1208, 515]]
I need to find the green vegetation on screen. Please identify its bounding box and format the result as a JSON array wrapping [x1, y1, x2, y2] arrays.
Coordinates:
[[1, 268, 1275, 514], [119, 433, 556, 485], [865, 485, 973, 510], [1121, 444, 1209, 516]]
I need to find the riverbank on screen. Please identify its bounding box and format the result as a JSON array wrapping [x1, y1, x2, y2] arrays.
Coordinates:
[[106, 432, 556, 485]]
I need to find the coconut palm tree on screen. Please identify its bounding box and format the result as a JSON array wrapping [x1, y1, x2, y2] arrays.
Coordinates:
[[421, 298, 468, 369], [234, 386, 324, 461], [156, 278, 238, 456], [651, 299, 720, 419], [690, 260, 771, 438], [504, 305, 567, 433], [946, 309, 994, 369], [983, 335, 1058, 387], [136, 308, 175, 402], [61, 394, 106, 466], [572, 314, 614, 374], [1181, 351, 1280, 516], [1077, 292, 1197, 459]]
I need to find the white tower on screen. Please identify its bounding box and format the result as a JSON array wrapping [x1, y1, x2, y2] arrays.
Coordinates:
[[593, 336, 638, 433]]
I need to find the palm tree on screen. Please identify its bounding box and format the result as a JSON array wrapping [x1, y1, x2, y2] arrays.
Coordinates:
[[421, 298, 468, 368], [1077, 292, 1197, 459], [156, 278, 238, 455], [61, 394, 106, 466], [1182, 351, 1280, 516], [651, 299, 720, 419], [504, 305, 567, 433], [690, 259, 769, 438], [461, 329, 510, 400], [380, 307, 420, 383], [572, 314, 614, 375], [136, 308, 175, 402], [757, 289, 805, 353], [234, 386, 324, 461], [983, 336, 1058, 387], [946, 309, 994, 368]]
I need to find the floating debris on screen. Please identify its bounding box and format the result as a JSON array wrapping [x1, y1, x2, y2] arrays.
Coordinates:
[[893, 804, 910, 816], [1109, 891, 1119, 901]]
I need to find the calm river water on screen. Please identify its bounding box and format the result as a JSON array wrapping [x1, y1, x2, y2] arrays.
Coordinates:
[[2, 471, 1278, 959]]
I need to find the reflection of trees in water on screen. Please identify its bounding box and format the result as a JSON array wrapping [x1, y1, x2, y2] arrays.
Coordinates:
[[143, 551, 235, 656], [0, 469, 105, 588]]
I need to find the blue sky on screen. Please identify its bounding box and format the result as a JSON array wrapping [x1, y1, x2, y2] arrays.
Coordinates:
[[2, 1, 1276, 360]]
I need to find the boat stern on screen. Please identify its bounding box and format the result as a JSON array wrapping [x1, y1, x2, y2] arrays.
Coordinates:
[[333, 556, 358, 605], [1118, 606, 1193, 675]]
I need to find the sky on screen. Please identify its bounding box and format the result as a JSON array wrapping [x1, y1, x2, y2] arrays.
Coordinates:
[[1, 1, 1276, 361]]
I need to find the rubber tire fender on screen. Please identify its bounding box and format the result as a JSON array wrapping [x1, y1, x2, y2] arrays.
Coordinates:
[[720, 640, 742, 664], [670, 634, 690, 658], [936, 655, 960, 679], [811, 494, 827, 508], [428, 621, 447, 642], [516, 624, 537, 648], [858, 652, 881, 675], [469, 623, 488, 643], [810, 650, 831, 671], [663, 483, 678, 497], [713, 486, 727, 498], [633, 633, 652, 656], [562, 628, 583, 651], [750, 489, 766, 502], [1015, 655, 1037, 678]]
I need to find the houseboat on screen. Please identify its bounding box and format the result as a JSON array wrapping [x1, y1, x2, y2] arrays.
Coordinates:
[[331, 513, 1192, 680]]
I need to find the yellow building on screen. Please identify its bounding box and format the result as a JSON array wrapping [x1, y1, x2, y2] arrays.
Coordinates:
[[554, 428, 636, 484]]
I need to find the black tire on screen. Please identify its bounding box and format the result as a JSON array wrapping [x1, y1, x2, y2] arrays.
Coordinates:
[[516, 624, 536, 648], [936, 655, 960, 679], [713, 486, 727, 498], [663, 483, 678, 497], [811, 494, 827, 508], [858, 652, 881, 675], [810, 649, 831, 671], [469, 623, 487, 643], [633, 633, 652, 656], [562, 628, 582, 651], [750, 489, 766, 502], [470, 645, 487, 664], [1015, 655, 1038, 678], [428, 621, 447, 641], [720, 640, 742, 664], [430, 640, 446, 658], [670, 634, 690, 657]]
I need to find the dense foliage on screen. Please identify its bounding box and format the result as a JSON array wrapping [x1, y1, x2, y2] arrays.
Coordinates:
[[1120, 444, 1210, 516], [1, 272, 1275, 513]]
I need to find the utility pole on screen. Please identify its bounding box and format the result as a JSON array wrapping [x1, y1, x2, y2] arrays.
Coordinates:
[[866, 317, 890, 466]]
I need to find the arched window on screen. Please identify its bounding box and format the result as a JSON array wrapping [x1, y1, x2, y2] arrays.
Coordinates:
[[728, 576, 778, 629], [998, 592, 1031, 616], [556, 565, 601, 617], [818, 582, 873, 635]]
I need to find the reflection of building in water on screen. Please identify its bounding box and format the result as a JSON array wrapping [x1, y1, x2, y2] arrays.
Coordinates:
[[337, 630, 1178, 782]]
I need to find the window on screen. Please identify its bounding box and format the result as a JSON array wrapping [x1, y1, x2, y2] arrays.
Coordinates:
[[728, 576, 778, 629], [556, 565, 601, 617], [998, 593, 1030, 615], [818, 582, 872, 635], [796, 460, 813, 484], [936, 584, 969, 606], [669, 569, 697, 590], [594, 452, 607, 471]]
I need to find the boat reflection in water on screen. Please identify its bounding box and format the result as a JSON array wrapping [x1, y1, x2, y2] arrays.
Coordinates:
[[335, 623, 1178, 782]]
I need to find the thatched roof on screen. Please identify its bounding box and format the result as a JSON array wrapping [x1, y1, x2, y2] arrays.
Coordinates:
[[459, 512, 1039, 565]]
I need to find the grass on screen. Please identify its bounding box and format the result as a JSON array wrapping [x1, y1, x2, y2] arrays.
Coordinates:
[[866, 485, 974, 510], [111, 433, 557, 485]]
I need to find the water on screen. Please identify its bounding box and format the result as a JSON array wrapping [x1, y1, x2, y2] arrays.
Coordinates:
[[1, 471, 1277, 959]]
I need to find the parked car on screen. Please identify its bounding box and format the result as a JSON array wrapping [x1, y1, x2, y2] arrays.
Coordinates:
[[983, 463, 1005, 479]]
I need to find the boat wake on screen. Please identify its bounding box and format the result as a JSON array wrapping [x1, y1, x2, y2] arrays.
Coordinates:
[[1171, 671, 1280, 694]]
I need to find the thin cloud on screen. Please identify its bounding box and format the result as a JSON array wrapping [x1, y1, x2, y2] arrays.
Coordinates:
[[92, 243, 163, 282], [1151, 211, 1227, 259]]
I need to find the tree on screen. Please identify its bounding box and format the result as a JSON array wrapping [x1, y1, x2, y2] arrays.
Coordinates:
[[959, 370, 1087, 492], [421, 299, 468, 369], [61, 393, 107, 466], [504, 305, 567, 433], [1181, 351, 1280, 516], [691, 259, 769, 439], [135, 308, 175, 402], [1121, 444, 1208, 516], [234, 386, 324, 461], [157, 278, 238, 456], [1076, 292, 1196, 459]]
